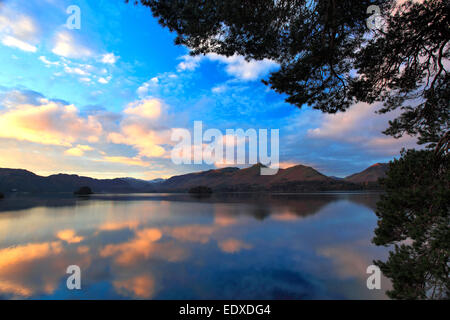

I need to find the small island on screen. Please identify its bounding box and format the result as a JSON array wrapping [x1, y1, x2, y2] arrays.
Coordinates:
[[188, 186, 213, 195], [74, 186, 93, 196], [0, 192, 4, 199]]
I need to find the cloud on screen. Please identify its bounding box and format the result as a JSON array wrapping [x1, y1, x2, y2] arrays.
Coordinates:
[[108, 98, 171, 158], [39, 56, 60, 67], [136, 77, 159, 97], [307, 102, 418, 156], [207, 53, 279, 81], [1, 35, 37, 52], [177, 55, 202, 71], [98, 76, 111, 84], [52, 31, 92, 58], [0, 93, 102, 146], [101, 53, 119, 64], [124, 98, 162, 119], [64, 144, 93, 157], [101, 156, 149, 167], [0, 8, 39, 52], [177, 53, 279, 81]]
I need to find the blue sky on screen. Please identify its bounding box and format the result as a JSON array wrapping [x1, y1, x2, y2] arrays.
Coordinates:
[[0, 0, 418, 179]]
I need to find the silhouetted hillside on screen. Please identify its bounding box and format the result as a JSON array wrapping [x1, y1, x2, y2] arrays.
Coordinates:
[[0, 163, 386, 194], [345, 163, 389, 184]]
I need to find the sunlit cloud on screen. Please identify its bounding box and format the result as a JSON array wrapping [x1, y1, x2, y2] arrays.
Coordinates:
[[101, 53, 119, 64], [101, 156, 149, 167], [0, 7, 39, 52], [64, 144, 94, 157], [52, 31, 92, 59], [0, 99, 102, 146]]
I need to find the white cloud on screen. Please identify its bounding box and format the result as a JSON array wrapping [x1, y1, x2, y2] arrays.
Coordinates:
[[1, 35, 37, 52], [101, 53, 119, 64], [98, 76, 112, 84], [177, 53, 278, 81], [177, 55, 202, 71], [207, 53, 278, 81], [64, 65, 90, 76], [0, 9, 39, 52], [52, 31, 92, 59], [39, 56, 60, 67], [136, 77, 159, 97]]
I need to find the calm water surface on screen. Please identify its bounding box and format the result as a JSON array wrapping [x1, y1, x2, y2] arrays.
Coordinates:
[[0, 192, 391, 299]]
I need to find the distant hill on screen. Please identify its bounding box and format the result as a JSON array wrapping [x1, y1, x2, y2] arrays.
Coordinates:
[[0, 163, 387, 194], [345, 163, 389, 185], [0, 169, 156, 193], [156, 163, 361, 192]]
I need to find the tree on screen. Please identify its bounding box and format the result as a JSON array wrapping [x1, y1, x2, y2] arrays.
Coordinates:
[[374, 148, 449, 299], [74, 186, 93, 196], [129, 0, 449, 298]]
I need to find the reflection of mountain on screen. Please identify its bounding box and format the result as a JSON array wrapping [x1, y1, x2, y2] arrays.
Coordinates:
[[0, 163, 387, 194]]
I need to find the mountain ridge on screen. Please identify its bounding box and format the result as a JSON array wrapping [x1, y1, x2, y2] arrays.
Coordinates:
[[0, 163, 388, 194]]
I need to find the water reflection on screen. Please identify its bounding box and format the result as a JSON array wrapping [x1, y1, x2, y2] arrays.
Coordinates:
[[0, 192, 389, 299]]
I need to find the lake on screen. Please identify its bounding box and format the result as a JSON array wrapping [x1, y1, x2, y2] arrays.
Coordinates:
[[0, 192, 391, 299]]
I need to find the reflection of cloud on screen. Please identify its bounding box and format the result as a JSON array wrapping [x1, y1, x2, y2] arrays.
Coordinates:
[[100, 228, 188, 266], [77, 246, 90, 254], [271, 209, 300, 222], [0, 242, 62, 272], [98, 220, 139, 232], [56, 229, 84, 244], [214, 213, 238, 227], [219, 239, 252, 254], [317, 246, 371, 280], [114, 275, 155, 299], [0, 241, 63, 297], [165, 225, 215, 244]]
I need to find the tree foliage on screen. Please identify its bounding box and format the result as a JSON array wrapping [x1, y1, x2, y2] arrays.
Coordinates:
[[374, 148, 449, 299], [130, 0, 448, 144]]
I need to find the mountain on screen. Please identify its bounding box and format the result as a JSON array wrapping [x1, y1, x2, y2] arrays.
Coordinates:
[[156, 163, 359, 192], [0, 169, 156, 193], [0, 163, 386, 194], [345, 163, 389, 184]]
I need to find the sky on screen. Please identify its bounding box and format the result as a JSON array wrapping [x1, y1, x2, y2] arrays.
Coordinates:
[[0, 0, 418, 179]]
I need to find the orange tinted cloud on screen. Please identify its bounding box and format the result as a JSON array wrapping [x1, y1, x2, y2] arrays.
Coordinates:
[[0, 101, 102, 146], [124, 99, 162, 119]]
